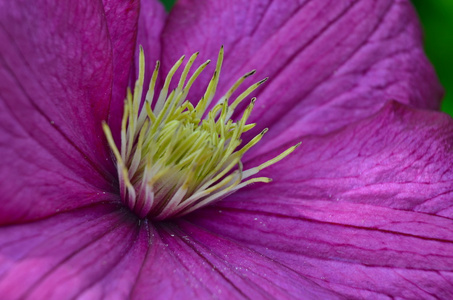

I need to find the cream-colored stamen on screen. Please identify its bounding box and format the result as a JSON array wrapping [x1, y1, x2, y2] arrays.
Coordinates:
[[103, 46, 300, 220]]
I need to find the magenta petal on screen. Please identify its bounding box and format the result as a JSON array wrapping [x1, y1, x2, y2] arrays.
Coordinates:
[[0, 0, 117, 222], [190, 199, 453, 299], [0, 204, 146, 299], [0, 205, 337, 299], [103, 0, 140, 137], [131, 222, 339, 299], [162, 0, 442, 149], [132, 0, 166, 87], [242, 101, 453, 217]]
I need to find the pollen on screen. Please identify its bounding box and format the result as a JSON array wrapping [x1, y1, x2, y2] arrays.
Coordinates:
[[103, 46, 300, 220]]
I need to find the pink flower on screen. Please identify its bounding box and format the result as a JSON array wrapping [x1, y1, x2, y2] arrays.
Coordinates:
[[0, 0, 452, 299]]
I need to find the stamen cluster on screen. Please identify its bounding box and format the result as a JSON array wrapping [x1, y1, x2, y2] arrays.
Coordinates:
[[103, 46, 299, 220]]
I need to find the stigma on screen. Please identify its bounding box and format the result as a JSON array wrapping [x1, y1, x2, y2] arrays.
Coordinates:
[[103, 46, 299, 220]]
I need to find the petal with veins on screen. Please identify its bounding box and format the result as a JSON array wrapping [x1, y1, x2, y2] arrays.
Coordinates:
[[132, 0, 167, 90], [131, 221, 340, 299], [162, 0, 442, 156], [0, 204, 338, 300], [241, 102, 453, 218], [0, 204, 144, 300], [103, 0, 140, 138], [0, 0, 117, 223], [191, 198, 453, 299]]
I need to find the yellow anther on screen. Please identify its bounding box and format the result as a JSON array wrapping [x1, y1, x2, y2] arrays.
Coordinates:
[[103, 46, 299, 220]]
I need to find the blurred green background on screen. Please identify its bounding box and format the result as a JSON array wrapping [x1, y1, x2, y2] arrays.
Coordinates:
[[160, 0, 175, 11], [412, 0, 453, 116], [160, 0, 453, 117]]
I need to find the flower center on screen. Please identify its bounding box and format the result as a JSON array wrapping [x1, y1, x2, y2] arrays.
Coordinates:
[[103, 46, 299, 220]]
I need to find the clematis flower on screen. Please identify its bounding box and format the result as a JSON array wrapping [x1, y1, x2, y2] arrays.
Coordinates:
[[0, 0, 452, 299]]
